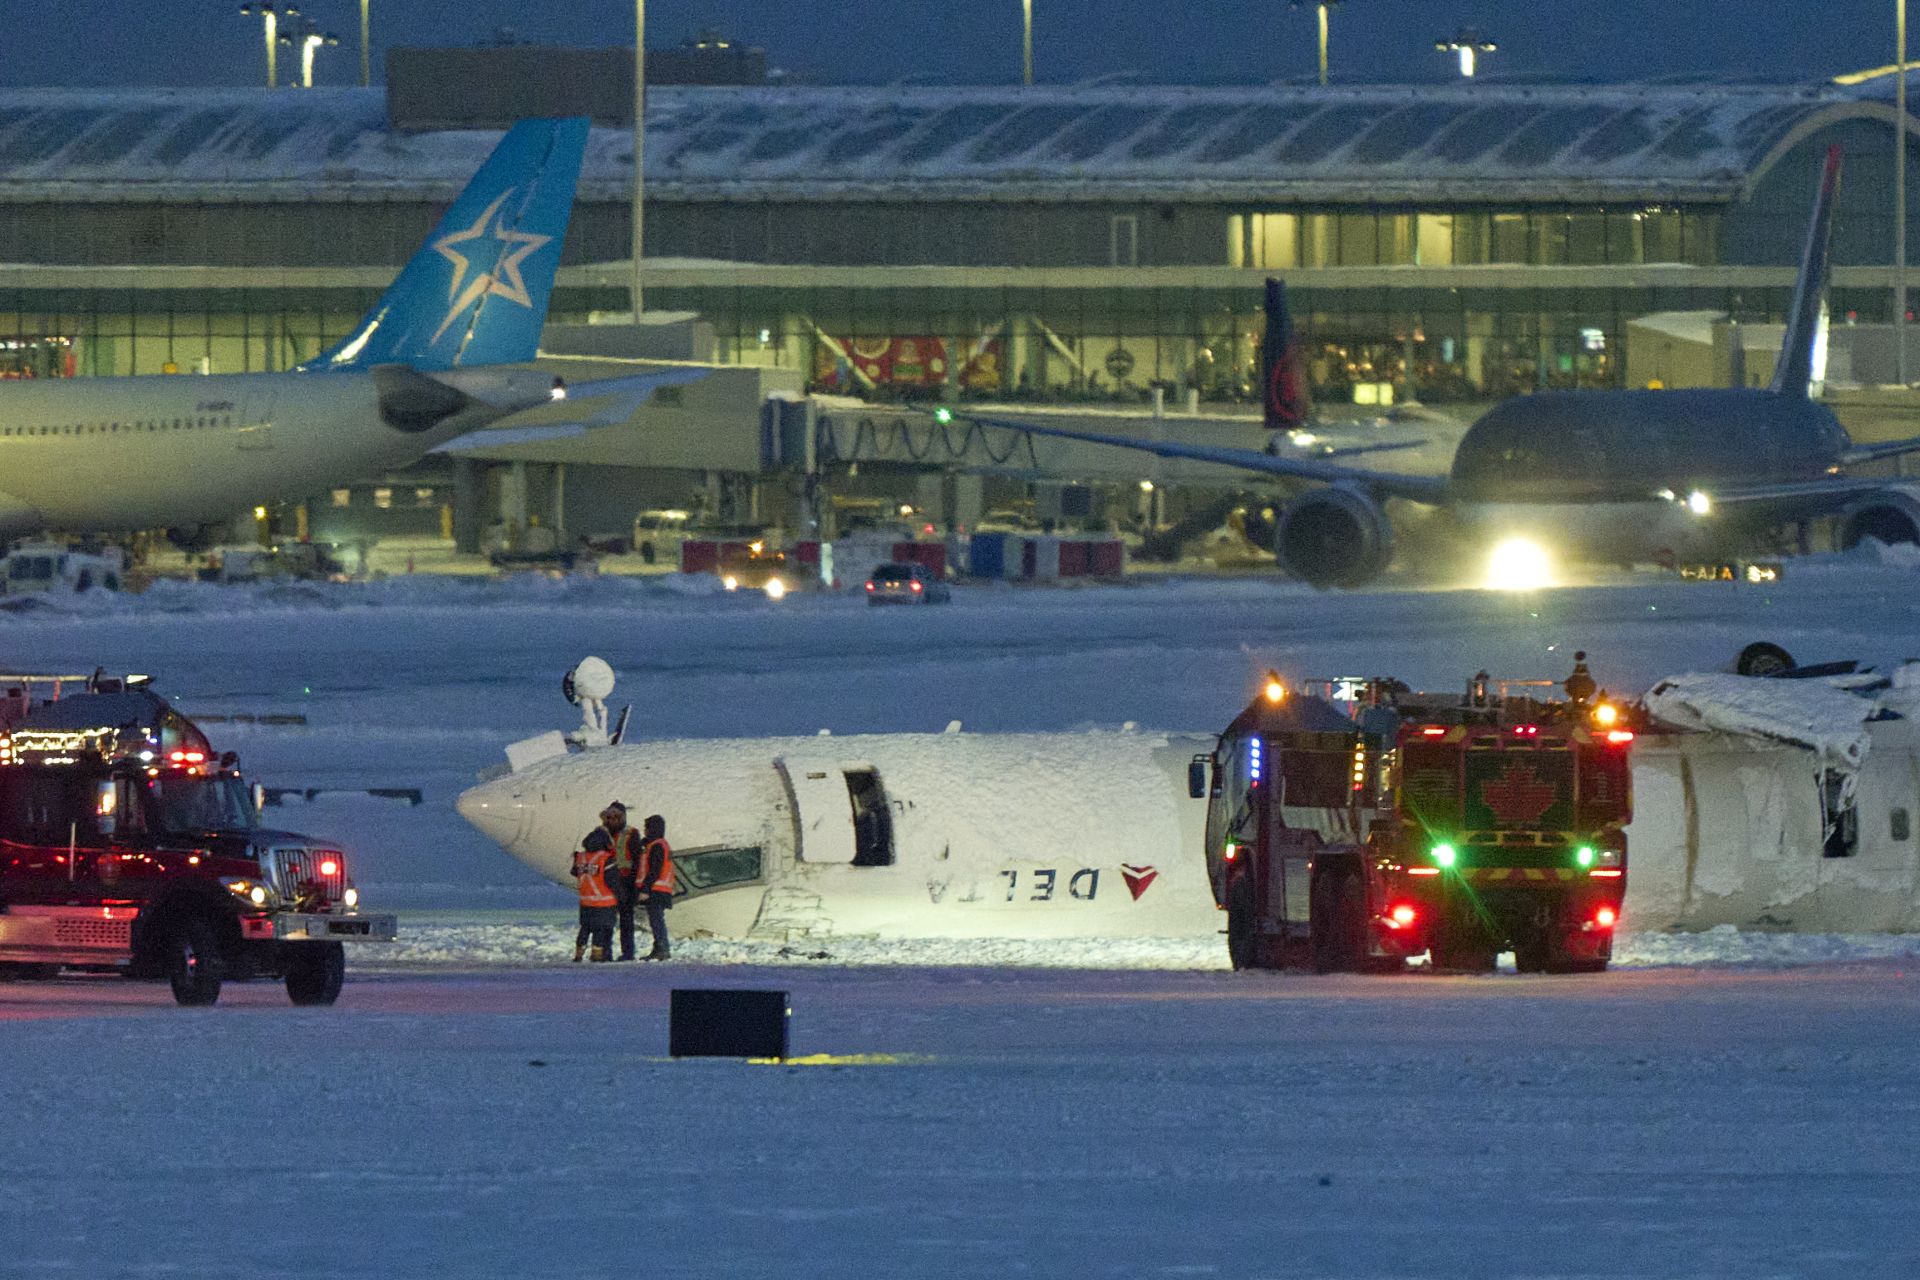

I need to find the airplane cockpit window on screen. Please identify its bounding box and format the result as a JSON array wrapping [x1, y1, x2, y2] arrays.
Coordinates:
[[844, 769, 894, 867]]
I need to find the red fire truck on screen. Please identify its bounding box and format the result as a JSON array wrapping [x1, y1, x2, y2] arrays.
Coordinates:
[[0, 671, 396, 1005], [1194, 665, 1635, 974]]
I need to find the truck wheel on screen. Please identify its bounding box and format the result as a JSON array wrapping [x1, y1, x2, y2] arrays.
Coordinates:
[[1544, 932, 1612, 975], [285, 943, 345, 1006], [1312, 872, 1367, 974], [167, 918, 224, 1006], [1513, 936, 1549, 974], [1226, 876, 1257, 971]]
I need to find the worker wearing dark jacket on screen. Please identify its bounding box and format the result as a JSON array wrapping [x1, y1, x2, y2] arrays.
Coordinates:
[[637, 813, 675, 961], [582, 802, 644, 960]]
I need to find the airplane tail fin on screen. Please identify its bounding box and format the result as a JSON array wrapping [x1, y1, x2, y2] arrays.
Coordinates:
[[300, 117, 590, 374], [1262, 278, 1312, 431], [1769, 144, 1842, 398]]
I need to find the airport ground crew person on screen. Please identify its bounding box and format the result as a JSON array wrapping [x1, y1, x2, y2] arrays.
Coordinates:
[[571, 835, 618, 963], [637, 813, 675, 961], [581, 802, 643, 961]]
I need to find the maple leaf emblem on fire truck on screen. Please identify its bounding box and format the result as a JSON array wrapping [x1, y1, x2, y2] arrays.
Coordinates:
[[1479, 763, 1560, 826]]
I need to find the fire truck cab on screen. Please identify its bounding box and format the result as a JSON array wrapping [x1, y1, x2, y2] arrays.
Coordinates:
[[0, 671, 396, 1005], [1196, 665, 1634, 974]]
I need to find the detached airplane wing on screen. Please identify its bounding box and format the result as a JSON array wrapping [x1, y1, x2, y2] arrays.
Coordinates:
[[960, 412, 1451, 505], [434, 366, 711, 453]]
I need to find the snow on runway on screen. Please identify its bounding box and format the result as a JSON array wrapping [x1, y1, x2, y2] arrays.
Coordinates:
[[3, 960, 1918, 1277], [6, 567, 1920, 1274]]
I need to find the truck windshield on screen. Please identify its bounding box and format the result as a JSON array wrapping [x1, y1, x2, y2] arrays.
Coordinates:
[[144, 776, 258, 832]]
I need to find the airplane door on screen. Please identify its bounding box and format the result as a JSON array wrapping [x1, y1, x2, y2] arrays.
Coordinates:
[[776, 758, 858, 864], [238, 388, 275, 451]]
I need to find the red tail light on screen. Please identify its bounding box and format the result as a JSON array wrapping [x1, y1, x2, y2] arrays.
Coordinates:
[[1606, 730, 1635, 745], [318, 858, 339, 877], [910, 581, 923, 592], [1421, 726, 1446, 737], [865, 581, 875, 591], [1389, 904, 1417, 927], [1595, 906, 1617, 928]]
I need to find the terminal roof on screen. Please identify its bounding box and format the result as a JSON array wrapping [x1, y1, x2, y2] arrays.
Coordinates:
[[0, 80, 1904, 204]]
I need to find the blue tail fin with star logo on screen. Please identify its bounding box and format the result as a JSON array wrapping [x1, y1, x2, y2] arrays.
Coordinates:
[[299, 117, 590, 374]]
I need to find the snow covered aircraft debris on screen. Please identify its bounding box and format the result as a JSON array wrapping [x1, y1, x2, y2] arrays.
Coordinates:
[[456, 658, 1920, 947], [456, 661, 1219, 942], [964, 148, 1920, 589]]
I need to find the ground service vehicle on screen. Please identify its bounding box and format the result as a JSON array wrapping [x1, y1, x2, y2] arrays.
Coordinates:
[[0, 670, 396, 1005], [1, 542, 122, 594], [1197, 665, 1634, 974], [864, 562, 951, 605]]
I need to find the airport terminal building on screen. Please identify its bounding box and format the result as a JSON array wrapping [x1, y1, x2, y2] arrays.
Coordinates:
[[4, 61, 1920, 544], [3, 65, 1919, 401]]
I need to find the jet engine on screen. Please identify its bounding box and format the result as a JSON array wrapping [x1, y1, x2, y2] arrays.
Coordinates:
[[1838, 485, 1920, 550], [1274, 485, 1394, 589]]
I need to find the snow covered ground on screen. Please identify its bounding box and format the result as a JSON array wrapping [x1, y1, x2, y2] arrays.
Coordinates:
[[4, 961, 1919, 1277], [6, 564, 1920, 1274]]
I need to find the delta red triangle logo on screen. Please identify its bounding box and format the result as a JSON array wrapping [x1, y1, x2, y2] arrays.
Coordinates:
[[1120, 864, 1159, 900]]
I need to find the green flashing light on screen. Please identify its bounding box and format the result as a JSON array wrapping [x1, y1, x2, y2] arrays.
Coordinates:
[[1575, 846, 1596, 867], [933, 406, 955, 425], [1431, 843, 1457, 868]]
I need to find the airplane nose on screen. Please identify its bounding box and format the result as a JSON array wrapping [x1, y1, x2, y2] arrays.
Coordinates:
[[456, 779, 533, 852]]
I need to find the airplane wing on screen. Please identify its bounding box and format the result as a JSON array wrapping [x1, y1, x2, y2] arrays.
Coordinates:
[[1697, 475, 1898, 507], [1839, 435, 1920, 466], [433, 366, 711, 454], [959, 413, 1450, 504]]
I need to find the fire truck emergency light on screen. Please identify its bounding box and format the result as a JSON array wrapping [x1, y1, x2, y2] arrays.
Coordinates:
[[1592, 703, 1620, 728], [1262, 672, 1286, 704], [1575, 846, 1595, 867], [1430, 843, 1458, 868]]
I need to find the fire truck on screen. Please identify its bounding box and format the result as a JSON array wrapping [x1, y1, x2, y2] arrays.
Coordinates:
[[1193, 663, 1635, 974], [0, 670, 396, 1005]]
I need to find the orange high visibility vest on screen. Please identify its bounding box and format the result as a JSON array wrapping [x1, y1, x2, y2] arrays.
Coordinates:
[[574, 846, 617, 907], [644, 838, 675, 895]]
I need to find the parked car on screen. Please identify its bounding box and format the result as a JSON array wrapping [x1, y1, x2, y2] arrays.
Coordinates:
[[865, 561, 951, 605]]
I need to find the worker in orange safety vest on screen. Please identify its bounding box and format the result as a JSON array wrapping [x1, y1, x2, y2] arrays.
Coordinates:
[[636, 813, 675, 961], [571, 835, 619, 963]]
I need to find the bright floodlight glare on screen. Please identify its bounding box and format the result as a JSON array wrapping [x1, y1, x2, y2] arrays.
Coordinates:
[[1485, 537, 1554, 591], [1687, 489, 1712, 516], [764, 577, 788, 600]]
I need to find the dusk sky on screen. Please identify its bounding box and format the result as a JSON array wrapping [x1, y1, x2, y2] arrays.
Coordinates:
[[0, 1, 1906, 90]]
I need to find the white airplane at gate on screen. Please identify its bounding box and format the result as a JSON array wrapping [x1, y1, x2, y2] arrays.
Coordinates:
[[0, 118, 701, 541], [457, 725, 1221, 943]]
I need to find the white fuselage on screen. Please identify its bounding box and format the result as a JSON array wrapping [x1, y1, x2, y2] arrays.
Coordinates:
[[457, 732, 1222, 942], [459, 723, 1920, 942], [0, 367, 549, 536]]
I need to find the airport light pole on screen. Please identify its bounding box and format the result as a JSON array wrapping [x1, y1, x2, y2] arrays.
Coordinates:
[[1289, 1, 1340, 87], [1022, 0, 1034, 85], [1436, 28, 1496, 78], [297, 26, 339, 88], [1899, 0, 1910, 384], [239, 2, 297, 89], [632, 0, 646, 319], [359, 0, 371, 87]]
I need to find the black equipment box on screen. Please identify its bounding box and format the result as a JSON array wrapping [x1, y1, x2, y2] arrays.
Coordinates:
[[670, 988, 790, 1059]]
